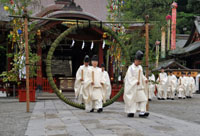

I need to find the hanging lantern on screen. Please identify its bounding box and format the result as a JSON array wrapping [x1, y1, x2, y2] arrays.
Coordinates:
[[4, 6, 9, 11], [102, 32, 107, 39], [36, 30, 41, 36]]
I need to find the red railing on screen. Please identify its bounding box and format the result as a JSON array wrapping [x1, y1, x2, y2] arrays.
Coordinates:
[[29, 78, 56, 93]]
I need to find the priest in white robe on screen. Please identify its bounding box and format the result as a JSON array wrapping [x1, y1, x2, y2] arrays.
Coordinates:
[[148, 71, 155, 101], [101, 64, 112, 100], [167, 70, 177, 100], [177, 72, 187, 99], [124, 50, 149, 118], [74, 55, 90, 104], [156, 67, 168, 100], [186, 72, 196, 98], [83, 55, 106, 113]]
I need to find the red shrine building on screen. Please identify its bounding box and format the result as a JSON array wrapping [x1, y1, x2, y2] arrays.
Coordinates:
[[0, 0, 148, 101], [1, 0, 120, 99], [31, 0, 109, 93], [169, 16, 200, 69]]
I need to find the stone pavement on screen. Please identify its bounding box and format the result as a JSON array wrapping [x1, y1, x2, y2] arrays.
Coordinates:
[[25, 100, 200, 136], [0, 98, 35, 136]]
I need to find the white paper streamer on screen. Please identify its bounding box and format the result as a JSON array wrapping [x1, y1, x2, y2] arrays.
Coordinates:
[[70, 39, 75, 48], [102, 40, 105, 49], [82, 40, 85, 50], [90, 41, 94, 50]]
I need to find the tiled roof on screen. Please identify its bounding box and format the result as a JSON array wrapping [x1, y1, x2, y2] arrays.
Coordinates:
[[194, 17, 200, 34], [152, 59, 189, 71], [176, 39, 187, 49], [31, 0, 108, 21], [74, 0, 108, 21], [170, 41, 200, 55], [169, 16, 200, 55]]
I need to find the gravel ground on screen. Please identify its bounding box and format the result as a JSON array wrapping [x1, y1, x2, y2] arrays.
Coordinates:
[[0, 98, 35, 136], [149, 94, 200, 124]]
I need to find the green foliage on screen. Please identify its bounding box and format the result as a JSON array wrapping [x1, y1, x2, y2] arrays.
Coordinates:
[[176, 0, 200, 34], [176, 12, 195, 34], [186, 0, 200, 14], [118, 0, 172, 68], [0, 45, 6, 73], [0, 0, 40, 83]]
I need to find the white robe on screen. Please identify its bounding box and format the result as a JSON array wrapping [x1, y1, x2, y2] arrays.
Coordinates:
[[156, 72, 168, 99], [148, 74, 155, 99], [102, 71, 111, 100], [74, 65, 90, 103], [195, 74, 200, 91], [84, 66, 106, 111], [167, 74, 177, 98], [123, 64, 148, 113], [177, 76, 188, 98], [187, 76, 196, 97], [19, 55, 26, 80]]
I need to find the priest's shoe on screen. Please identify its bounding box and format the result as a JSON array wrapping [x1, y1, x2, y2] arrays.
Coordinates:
[[139, 112, 148, 118], [97, 108, 103, 113], [144, 112, 150, 117], [127, 113, 134, 118]]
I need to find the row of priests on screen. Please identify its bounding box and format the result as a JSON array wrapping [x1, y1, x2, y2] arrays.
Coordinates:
[[74, 50, 150, 118], [74, 55, 111, 113], [148, 68, 196, 101]]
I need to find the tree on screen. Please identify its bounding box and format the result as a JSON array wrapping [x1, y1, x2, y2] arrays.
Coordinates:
[[120, 0, 172, 68], [0, 0, 39, 83], [176, 0, 200, 34]]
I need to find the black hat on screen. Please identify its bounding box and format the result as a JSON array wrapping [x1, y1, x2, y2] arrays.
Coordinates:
[[101, 63, 105, 68], [161, 67, 165, 69], [169, 70, 173, 73], [91, 55, 98, 61], [135, 50, 144, 60], [84, 55, 90, 62]]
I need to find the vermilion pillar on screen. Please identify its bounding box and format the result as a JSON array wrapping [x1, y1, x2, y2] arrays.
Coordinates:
[[98, 42, 103, 66], [36, 40, 42, 88]]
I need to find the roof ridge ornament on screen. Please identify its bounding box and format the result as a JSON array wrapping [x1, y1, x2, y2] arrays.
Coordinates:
[[55, 0, 71, 4], [62, 0, 83, 11], [55, 0, 82, 11]]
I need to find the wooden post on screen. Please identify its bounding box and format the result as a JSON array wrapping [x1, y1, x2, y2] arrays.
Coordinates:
[[92, 71, 94, 83], [145, 15, 149, 111], [24, 9, 30, 112], [81, 70, 84, 80]]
